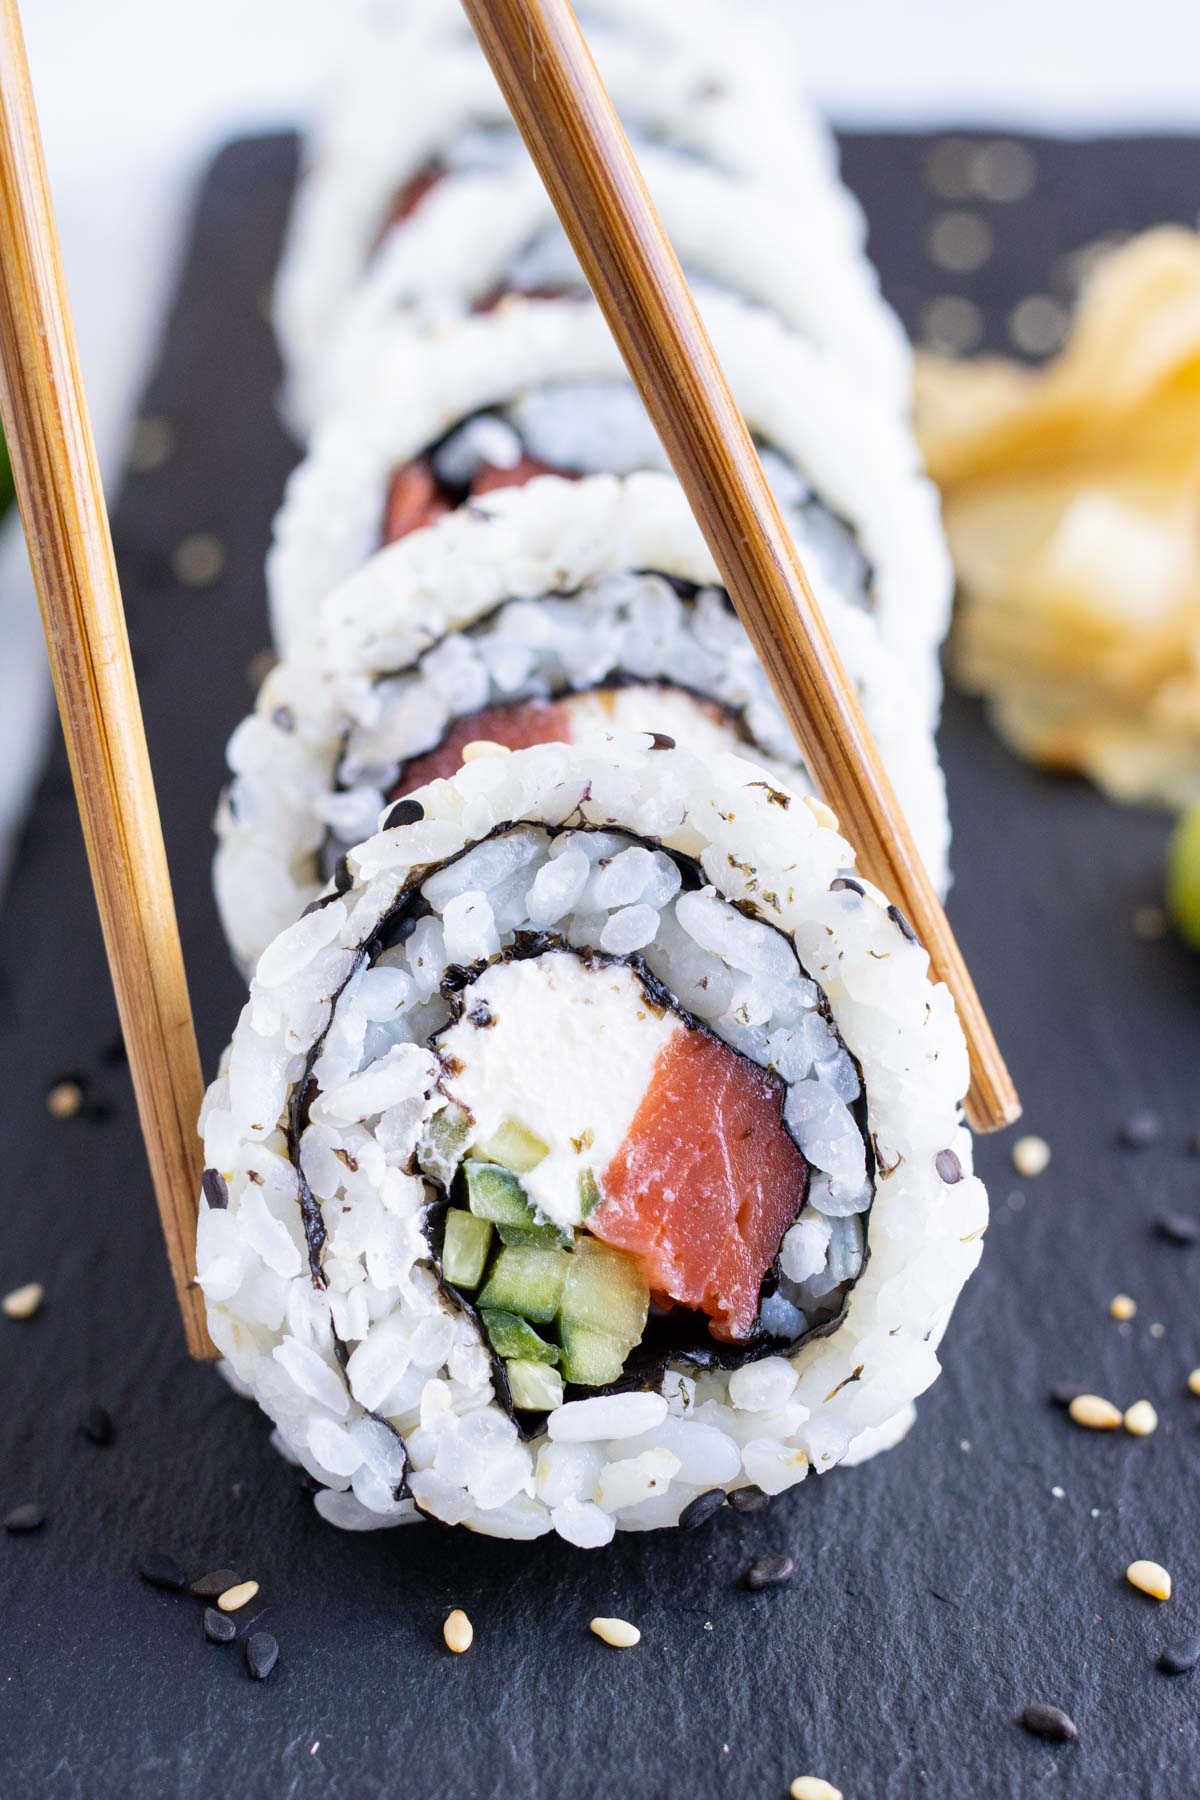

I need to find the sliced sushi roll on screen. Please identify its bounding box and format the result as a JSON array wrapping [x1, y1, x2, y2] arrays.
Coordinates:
[[275, 0, 870, 432], [267, 291, 950, 725], [198, 736, 986, 1541], [216, 473, 950, 970]]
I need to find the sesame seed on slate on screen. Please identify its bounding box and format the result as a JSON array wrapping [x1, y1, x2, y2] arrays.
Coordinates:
[[190, 1567, 242, 1599], [744, 1554, 794, 1591], [1157, 1637, 1200, 1675], [1050, 1382, 1090, 1408], [935, 1148, 963, 1184], [246, 1631, 279, 1680], [139, 1553, 188, 1591], [678, 1489, 727, 1530], [1118, 1111, 1162, 1148], [204, 1607, 237, 1645], [1127, 1559, 1172, 1601], [1068, 1393, 1123, 1430], [79, 1403, 114, 1445], [1019, 1703, 1078, 1742], [218, 1579, 260, 1613], [3, 1282, 45, 1321], [45, 1078, 83, 1119], [1155, 1215, 1199, 1246], [4, 1503, 46, 1533], [727, 1485, 770, 1514]]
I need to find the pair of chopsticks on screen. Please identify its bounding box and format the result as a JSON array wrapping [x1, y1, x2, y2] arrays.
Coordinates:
[[0, 0, 1019, 1362]]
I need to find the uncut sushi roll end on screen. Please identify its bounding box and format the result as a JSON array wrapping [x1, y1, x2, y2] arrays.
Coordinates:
[[199, 735, 986, 1541]]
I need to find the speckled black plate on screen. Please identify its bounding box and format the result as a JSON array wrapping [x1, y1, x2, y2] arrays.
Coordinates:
[[2, 133, 1200, 1800]]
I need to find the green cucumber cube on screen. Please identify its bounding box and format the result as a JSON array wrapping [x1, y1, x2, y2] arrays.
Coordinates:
[[473, 1117, 549, 1174], [418, 1103, 472, 1186], [561, 1239, 649, 1343], [479, 1308, 560, 1365], [465, 1160, 537, 1227], [477, 1243, 569, 1324], [559, 1319, 630, 1387], [441, 1209, 493, 1290], [506, 1359, 564, 1412]]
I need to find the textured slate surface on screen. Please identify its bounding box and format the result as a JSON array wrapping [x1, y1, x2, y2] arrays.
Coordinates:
[[2, 132, 1200, 1800]]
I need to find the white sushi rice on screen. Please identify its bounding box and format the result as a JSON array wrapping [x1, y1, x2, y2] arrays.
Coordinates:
[[198, 736, 987, 1540], [217, 472, 950, 971], [266, 292, 951, 726], [274, 0, 871, 432]]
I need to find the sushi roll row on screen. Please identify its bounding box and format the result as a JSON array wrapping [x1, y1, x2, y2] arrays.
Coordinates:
[[199, 4, 986, 1537]]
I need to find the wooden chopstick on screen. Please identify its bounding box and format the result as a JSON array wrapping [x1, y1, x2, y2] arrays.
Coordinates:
[[460, 0, 1019, 1132], [0, 0, 215, 1354]]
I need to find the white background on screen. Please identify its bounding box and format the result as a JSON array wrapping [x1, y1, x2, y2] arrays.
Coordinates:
[[3, 0, 1199, 866]]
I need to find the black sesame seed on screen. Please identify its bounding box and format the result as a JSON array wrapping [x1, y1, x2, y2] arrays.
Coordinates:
[[383, 797, 425, 830], [139, 1553, 188, 1591], [79, 1403, 114, 1445], [936, 1148, 963, 1184], [744, 1553, 794, 1591], [246, 1631, 279, 1680], [4, 1502, 45, 1533], [1050, 1382, 1090, 1409], [201, 1168, 228, 1211], [190, 1567, 243, 1599], [1157, 1636, 1200, 1675], [271, 705, 295, 733], [204, 1607, 238, 1645], [727, 1485, 770, 1514], [886, 903, 920, 946], [678, 1489, 727, 1530], [1154, 1214, 1200, 1246], [830, 877, 864, 897], [1018, 1703, 1078, 1742], [646, 733, 675, 751], [1118, 1111, 1162, 1148]]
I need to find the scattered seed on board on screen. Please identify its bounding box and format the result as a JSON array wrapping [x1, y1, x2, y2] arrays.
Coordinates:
[[745, 1554, 795, 1591], [1188, 1370, 1200, 1397], [3, 1282, 44, 1321], [128, 416, 175, 473], [443, 1609, 473, 1654], [1118, 1111, 1162, 1149], [678, 1489, 727, 1530], [590, 1617, 640, 1649], [1011, 1135, 1050, 1178], [1155, 1214, 1199, 1246], [1018, 1703, 1078, 1742], [1157, 1636, 1200, 1675], [171, 532, 226, 589], [790, 1778, 843, 1800], [1110, 1294, 1137, 1322], [139, 1553, 187, 1590], [45, 1079, 83, 1119], [1127, 1560, 1172, 1601], [190, 1568, 242, 1599], [1124, 1400, 1158, 1437], [204, 1607, 237, 1645], [217, 1579, 260, 1613], [79, 1403, 114, 1446], [1068, 1394, 1123, 1430], [728, 1486, 770, 1514], [245, 1631, 279, 1680], [4, 1502, 45, 1533]]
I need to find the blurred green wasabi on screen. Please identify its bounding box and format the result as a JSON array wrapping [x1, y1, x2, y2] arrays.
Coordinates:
[[1167, 807, 1200, 949]]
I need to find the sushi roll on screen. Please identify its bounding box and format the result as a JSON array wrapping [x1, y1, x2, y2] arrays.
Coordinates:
[[275, 0, 875, 432], [215, 472, 950, 970], [198, 736, 986, 1540], [267, 291, 951, 726]]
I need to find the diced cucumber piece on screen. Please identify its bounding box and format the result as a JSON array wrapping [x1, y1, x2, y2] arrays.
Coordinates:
[[497, 1222, 571, 1250], [578, 1167, 602, 1218], [441, 1209, 493, 1290], [561, 1238, 649, 1343], [479, 1308, 560, 1365], [506, 1359, 564, 1412], [559, 1319, 629, 1387], [474, 1117, 549, 1174], [418, 1103, 472, 1186], [477, 1243, 570, 1323], [465, 1160, 537, 1227]]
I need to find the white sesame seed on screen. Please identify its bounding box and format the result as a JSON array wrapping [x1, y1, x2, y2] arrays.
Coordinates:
[[1109, 1293, 1137, 1322], [1068, 1393, 1123, 1430], [801, 795, 839, 833], [926, 209, 994, 274], [590, 1617, 640, 1649], [460, 739, 511, 763], [46, 1080, 82, 1119], [790, 1779, 843, 1800], [128, 416, 175, 473], [2, 1282, 44, 1321], [1126, 1559, 1172, 1601], [443, 1609, 473, 1654], [920, 294, 984, 356], [1187, 1369, 1200, 1397], [1150, 1323, 1166, 1340], [171, 532, 226, 589], [1124, 1400, 1158, 1437], [217, 1579, 259, 1613], [1008, 294, 1069, 357], [1051, 1486, 1065, 1499], [1011, 1135, 1051, 1177]]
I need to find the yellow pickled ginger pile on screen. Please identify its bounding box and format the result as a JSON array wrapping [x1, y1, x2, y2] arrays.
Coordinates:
[[916, 227, 1200, 809]]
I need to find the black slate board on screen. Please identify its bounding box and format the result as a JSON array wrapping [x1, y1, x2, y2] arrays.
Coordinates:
[[2, 132, 1200, 1800]]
